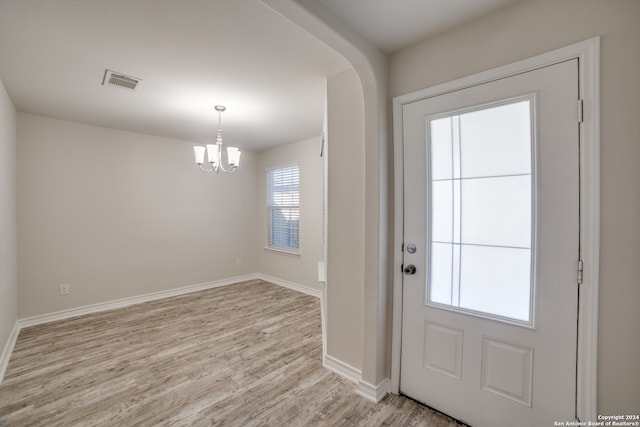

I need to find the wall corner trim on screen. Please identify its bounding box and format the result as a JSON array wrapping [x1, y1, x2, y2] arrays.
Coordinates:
[[257, 273, 322, 298], [324, 352, 391, 403], [0, 321, 21, 384], [356, 378, 391, 403], [323, 353, 362, 383]]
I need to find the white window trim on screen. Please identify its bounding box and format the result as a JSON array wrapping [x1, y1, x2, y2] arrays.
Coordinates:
[[263, 246, 301, 257], [266, 163, 301, 254], [391, 37, 599, 421]]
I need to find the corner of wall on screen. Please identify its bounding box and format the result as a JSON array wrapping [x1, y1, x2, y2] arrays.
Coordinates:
[[0, 78, 18, 379]]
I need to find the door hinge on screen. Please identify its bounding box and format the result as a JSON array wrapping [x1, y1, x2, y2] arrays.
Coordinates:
[[577, 259, 584, 285], [401, 242, 404, 252], [578, 99, 584, 123]]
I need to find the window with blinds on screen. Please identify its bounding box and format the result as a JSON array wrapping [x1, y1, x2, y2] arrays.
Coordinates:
[[267, 165, 300, 251]]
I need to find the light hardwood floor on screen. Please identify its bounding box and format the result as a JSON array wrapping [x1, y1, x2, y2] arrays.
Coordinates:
[[0, 280, 463, 426]]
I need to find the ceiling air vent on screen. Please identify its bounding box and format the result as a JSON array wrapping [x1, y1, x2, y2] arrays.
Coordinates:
[[102, 69, 142, 92]]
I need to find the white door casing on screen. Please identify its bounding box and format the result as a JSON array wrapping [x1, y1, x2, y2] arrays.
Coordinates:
[[391, 38, 599, 424]]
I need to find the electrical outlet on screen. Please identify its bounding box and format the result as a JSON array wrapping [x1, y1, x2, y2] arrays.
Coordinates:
[[59, 283, 70, 296], [236, 258, 242, 267]]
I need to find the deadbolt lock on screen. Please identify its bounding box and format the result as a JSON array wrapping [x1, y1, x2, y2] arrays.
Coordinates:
[[403, 264, 417, 275]]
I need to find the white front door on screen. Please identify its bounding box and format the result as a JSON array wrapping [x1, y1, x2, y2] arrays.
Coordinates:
[[400, 59, 579, 427]]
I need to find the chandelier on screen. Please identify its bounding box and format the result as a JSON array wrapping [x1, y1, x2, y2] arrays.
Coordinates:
[[193, 105, 241, 173]]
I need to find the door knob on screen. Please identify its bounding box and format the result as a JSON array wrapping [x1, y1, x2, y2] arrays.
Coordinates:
[[403, 264, 417, 275]]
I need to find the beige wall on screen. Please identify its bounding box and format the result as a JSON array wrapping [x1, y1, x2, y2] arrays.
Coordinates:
[[390, 0, 640, 414], [264, 0, 392, 386], [0, 79, 17, 351], [326, 68, 365, 369], [17, 113, 259, 318], [257, 137, 324, 290]]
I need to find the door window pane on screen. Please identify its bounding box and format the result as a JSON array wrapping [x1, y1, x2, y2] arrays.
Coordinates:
[[459, 245, 531, 321], [459, 101, 532, 178], [460, 175, 531, 248], [427, 98, 534, 323], [430, 242, 453, 305], [430, 117, 454, 180], [431, 180, 453, 243]]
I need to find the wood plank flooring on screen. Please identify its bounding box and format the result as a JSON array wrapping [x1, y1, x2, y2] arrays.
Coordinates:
[[0, 279, 463, 426]]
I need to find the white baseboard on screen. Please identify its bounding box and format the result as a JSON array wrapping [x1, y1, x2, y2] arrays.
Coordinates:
[[3, 272, 380, 400], [323, 353, 391, 403], [0, 321, 20, 384], [18, 273, 260, 329], [323, 353, 361, 384], [1, 273, 323, 384], [356, 378, 391, 403], [257, 273, 322, 299]]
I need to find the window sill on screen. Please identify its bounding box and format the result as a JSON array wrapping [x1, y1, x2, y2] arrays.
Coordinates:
[[264, 247, 301, 257]]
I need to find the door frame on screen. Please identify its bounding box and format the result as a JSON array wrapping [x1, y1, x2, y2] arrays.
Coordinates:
[[390, 37, 600, 421]]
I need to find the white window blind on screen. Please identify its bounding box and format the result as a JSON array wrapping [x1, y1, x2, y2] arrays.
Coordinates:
[[267, 165, 300, 251]]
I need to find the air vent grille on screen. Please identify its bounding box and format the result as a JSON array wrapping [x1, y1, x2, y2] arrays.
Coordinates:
[[102, 69, 142, 92]]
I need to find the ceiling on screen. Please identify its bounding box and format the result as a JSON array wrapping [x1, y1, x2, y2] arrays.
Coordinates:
[[0, 0, 520, 152], [0, 0, 349, 151], [317, 0, 520, 53]]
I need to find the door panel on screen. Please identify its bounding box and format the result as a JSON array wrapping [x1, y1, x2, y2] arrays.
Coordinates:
[[400, 60, 579, 427]]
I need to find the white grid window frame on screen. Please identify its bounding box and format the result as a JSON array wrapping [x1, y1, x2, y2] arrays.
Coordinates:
[[266, 164, 300, 253]]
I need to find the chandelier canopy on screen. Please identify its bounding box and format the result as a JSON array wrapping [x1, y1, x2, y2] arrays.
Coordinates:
[[193, 105, 241, 173]]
